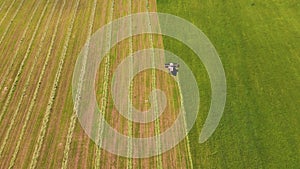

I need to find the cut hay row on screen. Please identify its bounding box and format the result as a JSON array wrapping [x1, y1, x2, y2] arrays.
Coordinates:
[[0, 0, 58, 160], [61, 0, 97, 168], [0, 0, 34, 91], [0, 0, 8, 12], [0, 0, 17, 26], [0, 0, 50, 125], [126, 0, 133, 168], [8, 1, 66, 168], [176, 75, 194, 168], [94, 0, 115, 168], [0, 0, 26, 46], [28, 0, 81, 168], [145, 0, 163, 167]]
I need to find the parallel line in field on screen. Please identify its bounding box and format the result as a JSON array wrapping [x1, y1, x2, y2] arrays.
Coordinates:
[[0, 0, 24, 45], [61, 0, 97, 168], [126, 0, 133, 168], [8, 1, 66, 168], [0, 0, 49, 125], [0, 0, 33, 91], [0, 0, 26, 46], [0, 0, 17, 26], [0, 0, 55, 158], [94, 0, 115, 167], [0, 0, 8, 12], [28, 0, 81, 168], [144, 0, 163, 167]]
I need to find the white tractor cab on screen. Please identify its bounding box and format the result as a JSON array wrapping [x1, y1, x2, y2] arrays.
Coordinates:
[[165, 63, 179, 76]]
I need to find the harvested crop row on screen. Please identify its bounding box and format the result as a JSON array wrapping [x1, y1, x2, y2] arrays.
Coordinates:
[[94, 0, 115, 167], [28, 0, 81, 168], [0, 0, 50, 125], [7, 1, 67, 168], [0, 0, 8, 12], [0, 0, 18, 26], [127, 0, 133, 168], [97, 1, 136, 167], [129, 0, 158, 168], [0, 0, 26, 46], [0, 0, 36, 92], [61, 0, 97, 168], [0, 0, 59, 159], [144, 0, 163, 167]]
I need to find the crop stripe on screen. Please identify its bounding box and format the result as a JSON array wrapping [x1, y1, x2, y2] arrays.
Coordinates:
[[28, 0, 81, 168], [8, 1, 67, 168], [144, 0, 163, 167], [0, 0, 56, 158], [0, 1, 40, 92], [0, 0, 49, 124], [0, 0, 18, 27], [60, 0, 97, 168], [126, 0, 134, 168], [94, 0, 115, 168]]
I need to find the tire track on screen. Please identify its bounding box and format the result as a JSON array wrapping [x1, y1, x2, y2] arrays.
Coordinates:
[[61, 0, 97, 168], [8, 1, 67, 168], [28, 0, 81, 168], [0, 0, 58, 158]]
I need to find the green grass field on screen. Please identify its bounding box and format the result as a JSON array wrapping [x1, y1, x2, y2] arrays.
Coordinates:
[[157, 0, 300, 168]]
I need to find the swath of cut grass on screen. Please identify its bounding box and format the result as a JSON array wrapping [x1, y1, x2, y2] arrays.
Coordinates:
[[0, 0, 8, 12], [126, 0, 133, 168], [8, 1, 66, 168], [61, 0, 97, 168], [28, 0, 81, 168], [0, 0, 26, 46], [0, 0, 36, 92], [144, 0, 163, 167], [94, 0, 115, 168], [0, 0, 50, 125], [0, 0, 57, 158], [0, 0, 18, 27]]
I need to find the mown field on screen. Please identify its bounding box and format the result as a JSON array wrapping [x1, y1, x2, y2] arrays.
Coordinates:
[[157, 0, 300, 168], [0, 0, 299, 168]]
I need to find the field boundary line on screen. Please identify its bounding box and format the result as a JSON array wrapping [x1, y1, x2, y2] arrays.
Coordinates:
[[0, 0, 49, 125], [61, 0, 97, 168], [0, 0, 26, 46], [0, 0, 36, 91], [0, 0, 54, 158], [94, 0, 115, 168], [28, 0, 81, 168], [8, 1, 66, 168]]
